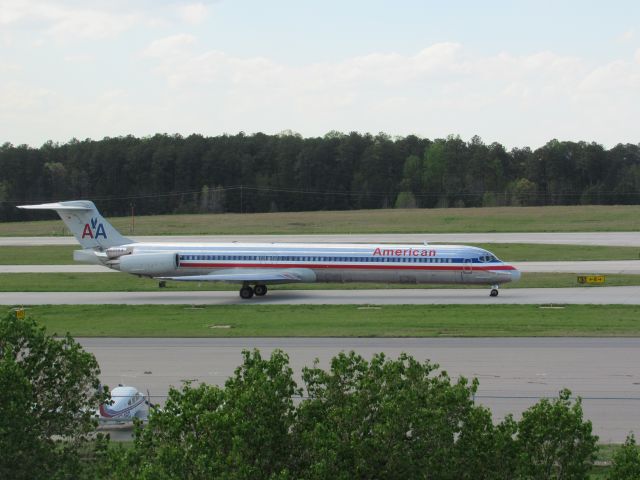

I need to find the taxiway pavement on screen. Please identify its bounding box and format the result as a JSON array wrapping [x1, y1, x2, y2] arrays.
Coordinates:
[[2, 232, 640, 246], [84, 337, 640, 443], [1, 286, 639, 305]]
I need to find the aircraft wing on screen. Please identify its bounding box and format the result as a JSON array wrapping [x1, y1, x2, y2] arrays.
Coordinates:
[[159, 268, 316, 284]]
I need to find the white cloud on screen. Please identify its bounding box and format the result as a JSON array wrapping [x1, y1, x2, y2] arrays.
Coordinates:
[[133, 38, 640, 147], [178, 2, 208, 25], [143, 33, 197, 58], [616, 29, 635, 42], [0, 61, 21, 73], [143, 39, 590, 106], [46, 9, 139, 40], [0, 0, 24, 25], [63, 53, 94, 63], [0, 0, 147, 40], [0, 83, 160, 145], [578, 59, 640, 92], [0, 82, 53, 111], [2, 27, 640, 148]]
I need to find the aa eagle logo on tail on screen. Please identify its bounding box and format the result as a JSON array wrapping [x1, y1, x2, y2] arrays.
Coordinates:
[[82, 217, 107, 239]]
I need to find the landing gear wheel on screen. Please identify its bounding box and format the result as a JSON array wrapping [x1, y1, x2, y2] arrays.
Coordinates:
[[490, 289, 499, 297], [240, 286, 254, 299], [254, 284, 268, 296]]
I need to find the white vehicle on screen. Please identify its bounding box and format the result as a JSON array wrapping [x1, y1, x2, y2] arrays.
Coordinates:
[[97, 385, 149, 424], [18, 200, 520, 297]]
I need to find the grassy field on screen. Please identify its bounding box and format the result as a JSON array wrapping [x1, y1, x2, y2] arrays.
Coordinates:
[[12, 304, 640, 337], [0, 246, 78, 264], [1, 272, 639, 292], [591, 444, 623, 478], [1, 243, 639, 265], [3, 204, 640, 236]]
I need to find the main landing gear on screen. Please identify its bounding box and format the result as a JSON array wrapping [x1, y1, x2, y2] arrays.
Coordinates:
[[254, 284, 268, 296], [490, 285, 499, 297], [239, 284, 268, 299]]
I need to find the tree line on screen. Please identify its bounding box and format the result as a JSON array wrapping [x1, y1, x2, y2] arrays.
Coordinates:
[[2, 312, 640, 479], [1, 132, 639, 222]]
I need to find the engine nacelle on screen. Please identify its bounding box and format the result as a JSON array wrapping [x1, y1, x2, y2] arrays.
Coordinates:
[[118, 252, 179, 276], [106, 246, 133, 259]]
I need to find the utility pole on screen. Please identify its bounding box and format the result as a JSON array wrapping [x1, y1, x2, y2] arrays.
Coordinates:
[[130, 203, 135, 234]]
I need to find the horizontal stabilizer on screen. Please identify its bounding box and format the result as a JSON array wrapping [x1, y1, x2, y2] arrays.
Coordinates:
[[18, 202, 93, 211]]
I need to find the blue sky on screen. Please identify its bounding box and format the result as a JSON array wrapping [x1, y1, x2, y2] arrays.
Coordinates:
[[1, 0, 639, 148]]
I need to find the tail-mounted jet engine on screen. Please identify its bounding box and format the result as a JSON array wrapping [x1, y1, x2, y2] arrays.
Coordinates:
[[105, 246, 133, 259], [117, 252, 180, 276]]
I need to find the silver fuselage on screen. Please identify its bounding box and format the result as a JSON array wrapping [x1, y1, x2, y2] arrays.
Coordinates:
[[106, 242, 520, 286]]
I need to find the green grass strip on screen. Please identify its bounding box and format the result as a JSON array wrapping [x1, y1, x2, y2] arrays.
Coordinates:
[[0, 246, 78, 264], [3, 205, 640, 236], [14, 304, 640, 337]]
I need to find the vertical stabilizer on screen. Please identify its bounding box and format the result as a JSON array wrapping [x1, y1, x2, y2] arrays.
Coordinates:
[[18, 200, 133, 249]]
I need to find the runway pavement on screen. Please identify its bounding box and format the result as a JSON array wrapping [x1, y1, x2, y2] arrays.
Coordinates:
[[3, 260, 640, 273], [84, 337, 640, 443], [1, 286, 639, 305], [515, 260, 640, 274], [2, 231, 640, 246]]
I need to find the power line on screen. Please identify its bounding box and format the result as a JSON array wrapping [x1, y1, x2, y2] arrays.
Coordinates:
[[3, 184, 640, 206]]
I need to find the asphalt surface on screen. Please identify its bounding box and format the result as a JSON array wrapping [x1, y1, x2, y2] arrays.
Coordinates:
[[2, 232, 640, 246], [84, 337, 640, 443], [1, 286, 639, 305], [3, 260, 640, 273], [515, 260, 640, 274]]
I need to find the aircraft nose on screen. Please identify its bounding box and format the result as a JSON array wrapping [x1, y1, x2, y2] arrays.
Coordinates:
[[510, 268, 521, 282]]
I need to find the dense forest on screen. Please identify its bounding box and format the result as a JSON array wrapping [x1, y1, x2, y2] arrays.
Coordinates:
[[1, 132, 639, 221]]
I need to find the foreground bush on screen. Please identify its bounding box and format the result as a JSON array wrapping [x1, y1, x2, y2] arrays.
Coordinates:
[[102, 350, 598, 479], [0, 313, 107, 479], [291, 351, 510, 479], [102, 349, 299, 479], [608, 434, 640, 480]]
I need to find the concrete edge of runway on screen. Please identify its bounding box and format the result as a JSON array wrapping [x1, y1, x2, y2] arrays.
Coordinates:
[[1, 286, 640, 305]]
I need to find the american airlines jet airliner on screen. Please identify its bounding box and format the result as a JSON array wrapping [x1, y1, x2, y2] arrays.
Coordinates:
[[19, 201, 521, 298]]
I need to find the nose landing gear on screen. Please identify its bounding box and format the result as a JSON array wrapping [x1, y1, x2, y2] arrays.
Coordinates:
[[490, 285, 499, 297]]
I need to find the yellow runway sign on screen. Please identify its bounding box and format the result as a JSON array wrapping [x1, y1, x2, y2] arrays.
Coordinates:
[[577, 275, 605, 284]]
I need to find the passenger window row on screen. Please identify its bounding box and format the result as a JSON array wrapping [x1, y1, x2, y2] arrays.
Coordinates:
[[179, 255, 457, 263]]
